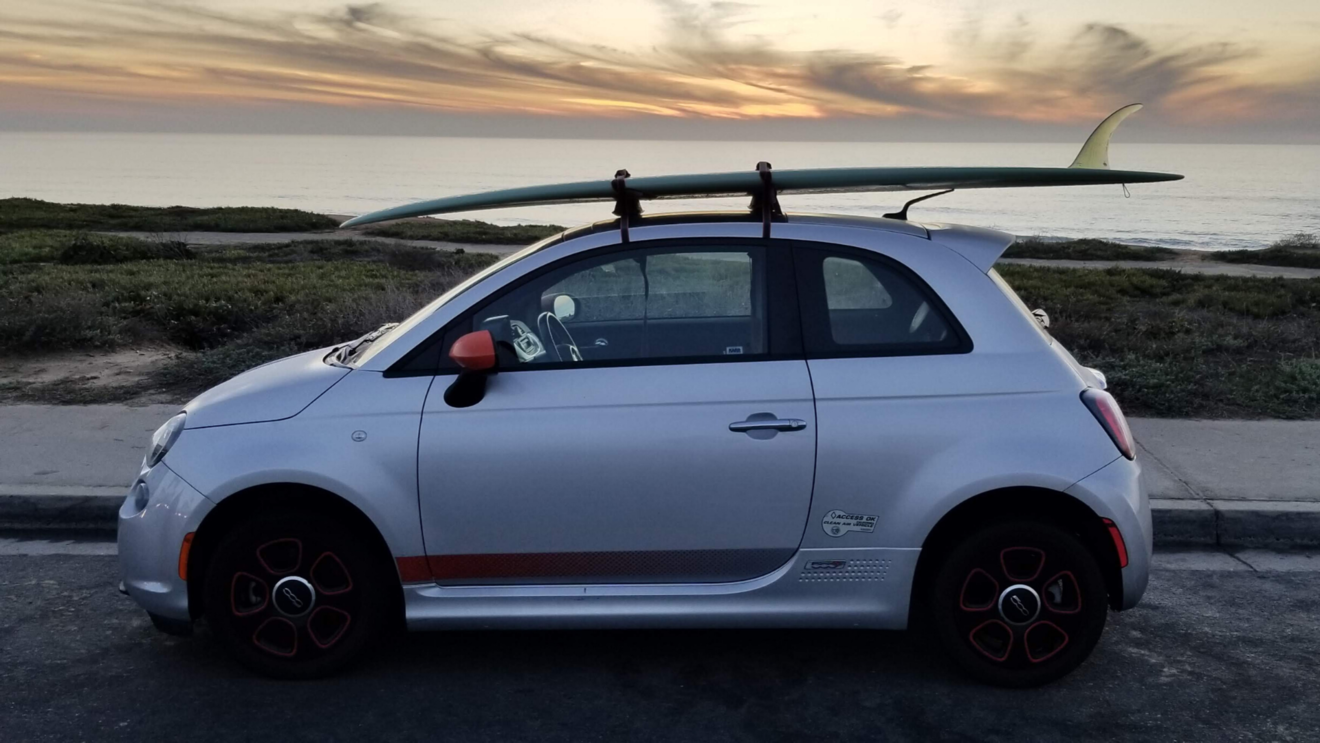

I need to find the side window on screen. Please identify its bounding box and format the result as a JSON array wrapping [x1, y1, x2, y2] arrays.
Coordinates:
[[546, 257, 645, 323], [458, 245, 767, 366], [644, 252, 754, 319], [823, 256, 892, 313], [799, 248, 964, 355]]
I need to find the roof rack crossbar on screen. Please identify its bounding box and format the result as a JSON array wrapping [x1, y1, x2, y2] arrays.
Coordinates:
[[748, 161, 783, 238], [611, 169, 642, 243]]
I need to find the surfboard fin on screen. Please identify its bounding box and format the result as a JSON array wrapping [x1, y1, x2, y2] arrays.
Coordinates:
[[1069, 103, 1143, 170]]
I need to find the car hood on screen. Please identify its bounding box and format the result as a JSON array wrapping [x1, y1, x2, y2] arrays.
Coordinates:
[[183, 348, 349, 429]]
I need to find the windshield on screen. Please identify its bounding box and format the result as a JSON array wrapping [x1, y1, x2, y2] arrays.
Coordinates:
[[349, 239, 556, 367]]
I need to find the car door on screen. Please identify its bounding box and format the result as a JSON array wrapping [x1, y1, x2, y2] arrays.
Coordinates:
[[793, 245, 974, 547], [416, 240, 816, 585]]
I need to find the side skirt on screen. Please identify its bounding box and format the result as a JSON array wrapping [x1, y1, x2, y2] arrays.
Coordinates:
[[402, 548, 920, 631]]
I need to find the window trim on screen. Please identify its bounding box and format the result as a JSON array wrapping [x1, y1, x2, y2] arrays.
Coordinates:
[[794, 243, 972, 360], [386, 237, 804, 377]]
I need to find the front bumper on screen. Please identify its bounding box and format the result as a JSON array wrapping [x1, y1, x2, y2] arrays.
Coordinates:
[[1066, 456, 1152, 611], [117, 462, 214, 622]]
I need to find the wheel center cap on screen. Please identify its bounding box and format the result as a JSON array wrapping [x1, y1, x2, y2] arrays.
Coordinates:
[[271, 576, 316, 618], [998, 584, 1041, 625]]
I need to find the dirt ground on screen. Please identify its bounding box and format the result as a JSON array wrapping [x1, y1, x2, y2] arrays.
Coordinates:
[[0, 347, 179, 394]]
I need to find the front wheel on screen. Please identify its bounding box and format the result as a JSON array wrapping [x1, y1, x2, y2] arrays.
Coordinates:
[[203, 512, 393, 679], [930, 520, 1109, 687]]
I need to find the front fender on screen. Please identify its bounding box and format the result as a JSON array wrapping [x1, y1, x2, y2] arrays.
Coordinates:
[[163, 372, 432, 561]]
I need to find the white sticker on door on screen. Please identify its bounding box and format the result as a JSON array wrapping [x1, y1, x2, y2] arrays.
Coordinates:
[[822, 510, 878, 537]]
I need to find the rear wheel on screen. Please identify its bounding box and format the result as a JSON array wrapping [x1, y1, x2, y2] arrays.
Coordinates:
[[203, 512, 392, 679], [930, 520, 1108, 687]]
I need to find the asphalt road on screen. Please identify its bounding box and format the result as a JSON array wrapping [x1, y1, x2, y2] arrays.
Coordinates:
[[2, 543, 1318, 742]]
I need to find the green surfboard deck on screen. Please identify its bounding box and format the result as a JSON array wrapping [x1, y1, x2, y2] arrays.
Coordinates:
[[338, 166, 1182, 228]]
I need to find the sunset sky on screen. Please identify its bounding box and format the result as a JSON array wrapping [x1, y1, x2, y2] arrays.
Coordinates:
[[2, 0, 1318, 141]]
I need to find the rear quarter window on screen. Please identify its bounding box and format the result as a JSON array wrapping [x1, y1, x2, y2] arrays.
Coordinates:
[[797, 247, 969, 357]]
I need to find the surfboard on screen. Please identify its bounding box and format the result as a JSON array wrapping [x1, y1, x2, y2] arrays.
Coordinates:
[[340, 104, 1181, 229]]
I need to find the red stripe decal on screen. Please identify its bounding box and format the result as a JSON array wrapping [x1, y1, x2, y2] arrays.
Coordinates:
[[403, 549, 793, 584], [395, 556, 432, 583]]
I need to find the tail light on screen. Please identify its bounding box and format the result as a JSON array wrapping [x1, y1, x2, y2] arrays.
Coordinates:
[[1081, 389, 1135, 460]]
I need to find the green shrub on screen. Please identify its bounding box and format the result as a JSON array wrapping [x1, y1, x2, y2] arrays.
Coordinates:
[[0, 243, 499, 356], [0, 198, 337, 233], [0, 230, 184, 265], [1002, 238, 1176, 261], [362, 219, 563, 244], [1211, 233, 1320, 269], [997, 265, 1320, 418]]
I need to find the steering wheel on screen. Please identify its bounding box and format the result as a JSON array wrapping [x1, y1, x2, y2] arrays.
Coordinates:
[[507, 319, 547, 362], [536, 312, 582, 362]]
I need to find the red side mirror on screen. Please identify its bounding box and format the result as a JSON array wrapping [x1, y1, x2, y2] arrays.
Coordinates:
[[449, 330, 497, 371]]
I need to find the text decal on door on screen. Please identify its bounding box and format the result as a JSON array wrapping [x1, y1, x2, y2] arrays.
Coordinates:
[[822, 510, 878, 537]]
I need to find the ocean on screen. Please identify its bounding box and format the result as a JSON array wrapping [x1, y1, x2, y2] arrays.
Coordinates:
[[1, 133, 1316, 251]]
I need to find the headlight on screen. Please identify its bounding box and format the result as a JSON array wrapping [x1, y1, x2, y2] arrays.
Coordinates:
[[142, 412, 186, 474]]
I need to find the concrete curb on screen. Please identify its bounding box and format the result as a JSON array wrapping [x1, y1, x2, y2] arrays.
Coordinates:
[[0, 486, 125, 532], [3, 488, 1320, 549]]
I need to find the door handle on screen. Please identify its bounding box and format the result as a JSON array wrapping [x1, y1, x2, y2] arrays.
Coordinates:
[[729, 418, 807, 433]]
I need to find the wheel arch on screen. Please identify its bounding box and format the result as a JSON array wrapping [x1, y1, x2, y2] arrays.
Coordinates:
[[185, 482, 403, 622], [909, 486, 1125, 620]]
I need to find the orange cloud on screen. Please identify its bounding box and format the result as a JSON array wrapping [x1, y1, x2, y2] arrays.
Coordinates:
[[0, 0, 1315, 137]]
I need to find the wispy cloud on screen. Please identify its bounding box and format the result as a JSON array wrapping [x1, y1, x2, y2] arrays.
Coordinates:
[[0, 0, 1315, 138]]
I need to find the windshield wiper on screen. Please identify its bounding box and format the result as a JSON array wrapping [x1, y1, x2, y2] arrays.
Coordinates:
[[337, 323, 399, 364]]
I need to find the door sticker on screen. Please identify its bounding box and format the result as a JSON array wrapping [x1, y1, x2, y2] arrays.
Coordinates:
[[822, 510, 878, 537]]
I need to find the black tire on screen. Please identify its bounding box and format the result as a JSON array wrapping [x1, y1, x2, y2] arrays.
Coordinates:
[[929, 520, 1108, 687], [203, 512, 393, 679]]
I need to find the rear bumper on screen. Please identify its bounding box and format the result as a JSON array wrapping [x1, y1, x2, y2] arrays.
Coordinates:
[[117, 463, 214, 622], [1067, 456, 1151, 611]]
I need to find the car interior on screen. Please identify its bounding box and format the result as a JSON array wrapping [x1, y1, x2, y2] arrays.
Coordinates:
[[471, 247, 769, 365], [451, 243, 958, 369]]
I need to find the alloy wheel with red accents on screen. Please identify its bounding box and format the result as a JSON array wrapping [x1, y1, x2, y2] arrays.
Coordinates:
[[204, 513, 392, 679], [930, 520, 1109, 687]]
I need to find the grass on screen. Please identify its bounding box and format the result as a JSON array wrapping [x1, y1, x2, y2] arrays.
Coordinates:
[[361, 218, 564, 244], [1002, 238, 1177, 262], [0, 197, 337, 233], [1, 240, 500, 399], [997, 265, 1320, 419], [1209, 233, 1320, 270], [0, 230, 193, 265], [3, 234, 1317, 418]]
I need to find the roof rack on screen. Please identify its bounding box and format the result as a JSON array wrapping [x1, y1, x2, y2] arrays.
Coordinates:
[[614, 162, 783, 240], [611, 169, 642, 243], [747, 161, 784, 238]]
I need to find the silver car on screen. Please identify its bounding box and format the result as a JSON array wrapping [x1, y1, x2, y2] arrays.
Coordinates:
[[119, 212, 1149, 687]]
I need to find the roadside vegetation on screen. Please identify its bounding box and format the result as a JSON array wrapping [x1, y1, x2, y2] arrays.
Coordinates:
[[3, 230, 1318, 418], [1002, 238, 1177, 262], [1, 233, 498, 402], [0, 230, 194, 264], [998, 265, 1320, 419], [360, 218, 564, 244], [0, 198, 337, 233], [1209, 233, 1320, 269]]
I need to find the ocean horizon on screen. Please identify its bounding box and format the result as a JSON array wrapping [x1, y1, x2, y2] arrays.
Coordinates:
[[2, 132, 1317, 251]]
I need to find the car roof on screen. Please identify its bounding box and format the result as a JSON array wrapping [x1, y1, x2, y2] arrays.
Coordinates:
[[559, 210, 928, 240], [553, 210, 1014, 273]]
